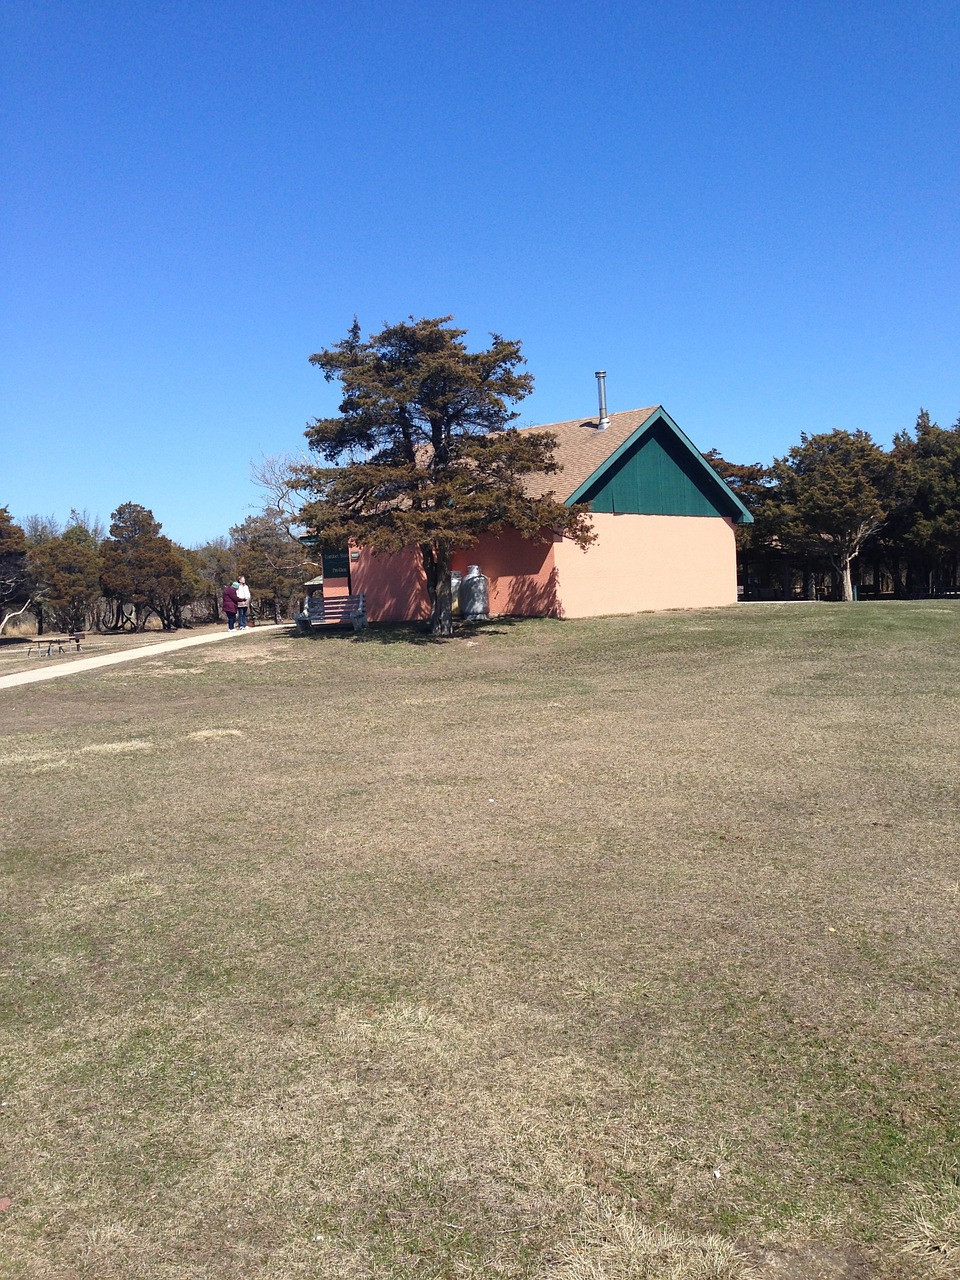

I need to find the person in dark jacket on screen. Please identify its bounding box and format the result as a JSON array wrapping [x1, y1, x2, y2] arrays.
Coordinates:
[[222, 582, 240, 630]]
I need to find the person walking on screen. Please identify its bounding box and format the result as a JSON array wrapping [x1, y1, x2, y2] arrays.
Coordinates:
[[222, 582, 239, 630], [236, 576, 251, 629]]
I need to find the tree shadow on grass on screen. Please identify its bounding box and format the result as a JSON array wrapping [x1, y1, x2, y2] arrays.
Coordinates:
[[288, 619, 528, 646], [364, 618, 531, 645]]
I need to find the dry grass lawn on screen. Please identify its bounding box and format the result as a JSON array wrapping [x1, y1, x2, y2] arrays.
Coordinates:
[[0, 623, 232, 678], [1, 602, 958, 1279]]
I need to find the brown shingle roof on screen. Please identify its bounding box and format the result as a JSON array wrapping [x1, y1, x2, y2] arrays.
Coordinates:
[[522, 406, 661, 500]]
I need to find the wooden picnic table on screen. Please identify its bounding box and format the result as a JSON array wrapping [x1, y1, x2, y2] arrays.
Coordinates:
[[26, 633, 85, 658]]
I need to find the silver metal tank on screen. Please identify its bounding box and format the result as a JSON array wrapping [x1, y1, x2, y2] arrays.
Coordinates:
[[459, 564, 489, 621]]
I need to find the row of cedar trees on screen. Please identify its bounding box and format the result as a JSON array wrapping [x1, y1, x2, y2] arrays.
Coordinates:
[[3, 311, 960, 632], [0, 503, 315, 636], [3, 411, 958, 635], [705, 409, 960, 602]]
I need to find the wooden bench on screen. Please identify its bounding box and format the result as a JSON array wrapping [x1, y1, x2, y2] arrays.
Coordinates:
[[295, 594, 367, 633], [27, 632, 85, 657]]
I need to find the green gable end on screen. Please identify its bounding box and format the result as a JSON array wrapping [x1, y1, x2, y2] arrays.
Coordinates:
[[574, 416, 747, 520]]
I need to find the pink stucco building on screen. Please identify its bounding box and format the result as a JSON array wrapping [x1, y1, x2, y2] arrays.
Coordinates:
[[329, 406, 753, 621]]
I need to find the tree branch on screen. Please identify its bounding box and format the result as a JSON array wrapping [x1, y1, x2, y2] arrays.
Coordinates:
[[0, 597, 33, 636]]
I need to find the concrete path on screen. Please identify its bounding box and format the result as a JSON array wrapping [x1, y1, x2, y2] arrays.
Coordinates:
[[0, 625, 287, 691]]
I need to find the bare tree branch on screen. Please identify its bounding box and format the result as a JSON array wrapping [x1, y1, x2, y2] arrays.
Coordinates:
[[0, 597, 33, 636], [250, 453, 312, 543]]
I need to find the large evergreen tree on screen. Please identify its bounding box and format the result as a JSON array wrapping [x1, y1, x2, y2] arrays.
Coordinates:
[[767, 430, 891, 601], [886, 410, 960, 594], [100, 502, 199, 630], [297, 316, 594, 635], [27, 533, 103, 633]]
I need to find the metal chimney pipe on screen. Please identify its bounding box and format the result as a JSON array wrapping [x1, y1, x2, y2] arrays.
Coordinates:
[[595, 371, 610, 431]]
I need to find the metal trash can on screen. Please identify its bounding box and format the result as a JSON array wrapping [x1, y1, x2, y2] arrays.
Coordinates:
[[459, 564, 489, 621]]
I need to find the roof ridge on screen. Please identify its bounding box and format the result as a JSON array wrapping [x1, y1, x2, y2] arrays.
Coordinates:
[[521, 406, 662, 500], [523, 405, 661, 433]]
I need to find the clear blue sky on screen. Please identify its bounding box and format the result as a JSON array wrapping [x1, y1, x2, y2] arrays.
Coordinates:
[[3, 0, 958, 547]]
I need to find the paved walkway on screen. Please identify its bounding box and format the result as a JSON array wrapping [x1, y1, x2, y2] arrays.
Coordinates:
[[0, 625, 287, 691]]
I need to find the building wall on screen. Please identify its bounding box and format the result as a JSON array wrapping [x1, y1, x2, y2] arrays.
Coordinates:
[[351, 515, 738, 622], [552, 513, 738, 617], [351, 547, 430, 622], [451, 530, 559, 617]]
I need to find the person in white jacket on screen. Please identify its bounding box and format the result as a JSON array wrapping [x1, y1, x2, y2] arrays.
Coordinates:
[[236, 576, 252, 629]]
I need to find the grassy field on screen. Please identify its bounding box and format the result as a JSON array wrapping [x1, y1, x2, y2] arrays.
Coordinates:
[[1, 602, 958, 1279]]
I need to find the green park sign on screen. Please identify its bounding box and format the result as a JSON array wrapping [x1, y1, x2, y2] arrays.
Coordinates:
[[297, 536, 351, 580], [321, 548, 350, 579]]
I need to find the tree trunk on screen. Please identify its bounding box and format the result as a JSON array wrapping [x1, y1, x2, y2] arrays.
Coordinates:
[[424, 542, 453, 636], [430, 572, 453, 636], [839, 556, 854, 602]]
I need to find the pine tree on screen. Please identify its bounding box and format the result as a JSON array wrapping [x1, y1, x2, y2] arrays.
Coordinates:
[[768, 430, 891, 601], [297, 316, 593, 635], [100, 503, 199, 630]]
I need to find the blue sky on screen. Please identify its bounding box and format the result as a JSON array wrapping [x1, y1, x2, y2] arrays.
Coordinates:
[[3, 0, 959, 547]]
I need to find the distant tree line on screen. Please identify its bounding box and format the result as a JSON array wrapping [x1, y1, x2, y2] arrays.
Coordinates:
[[4, 407, 958, 634], [0, 501, 315, 636], [706, 409, 960, 601]]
